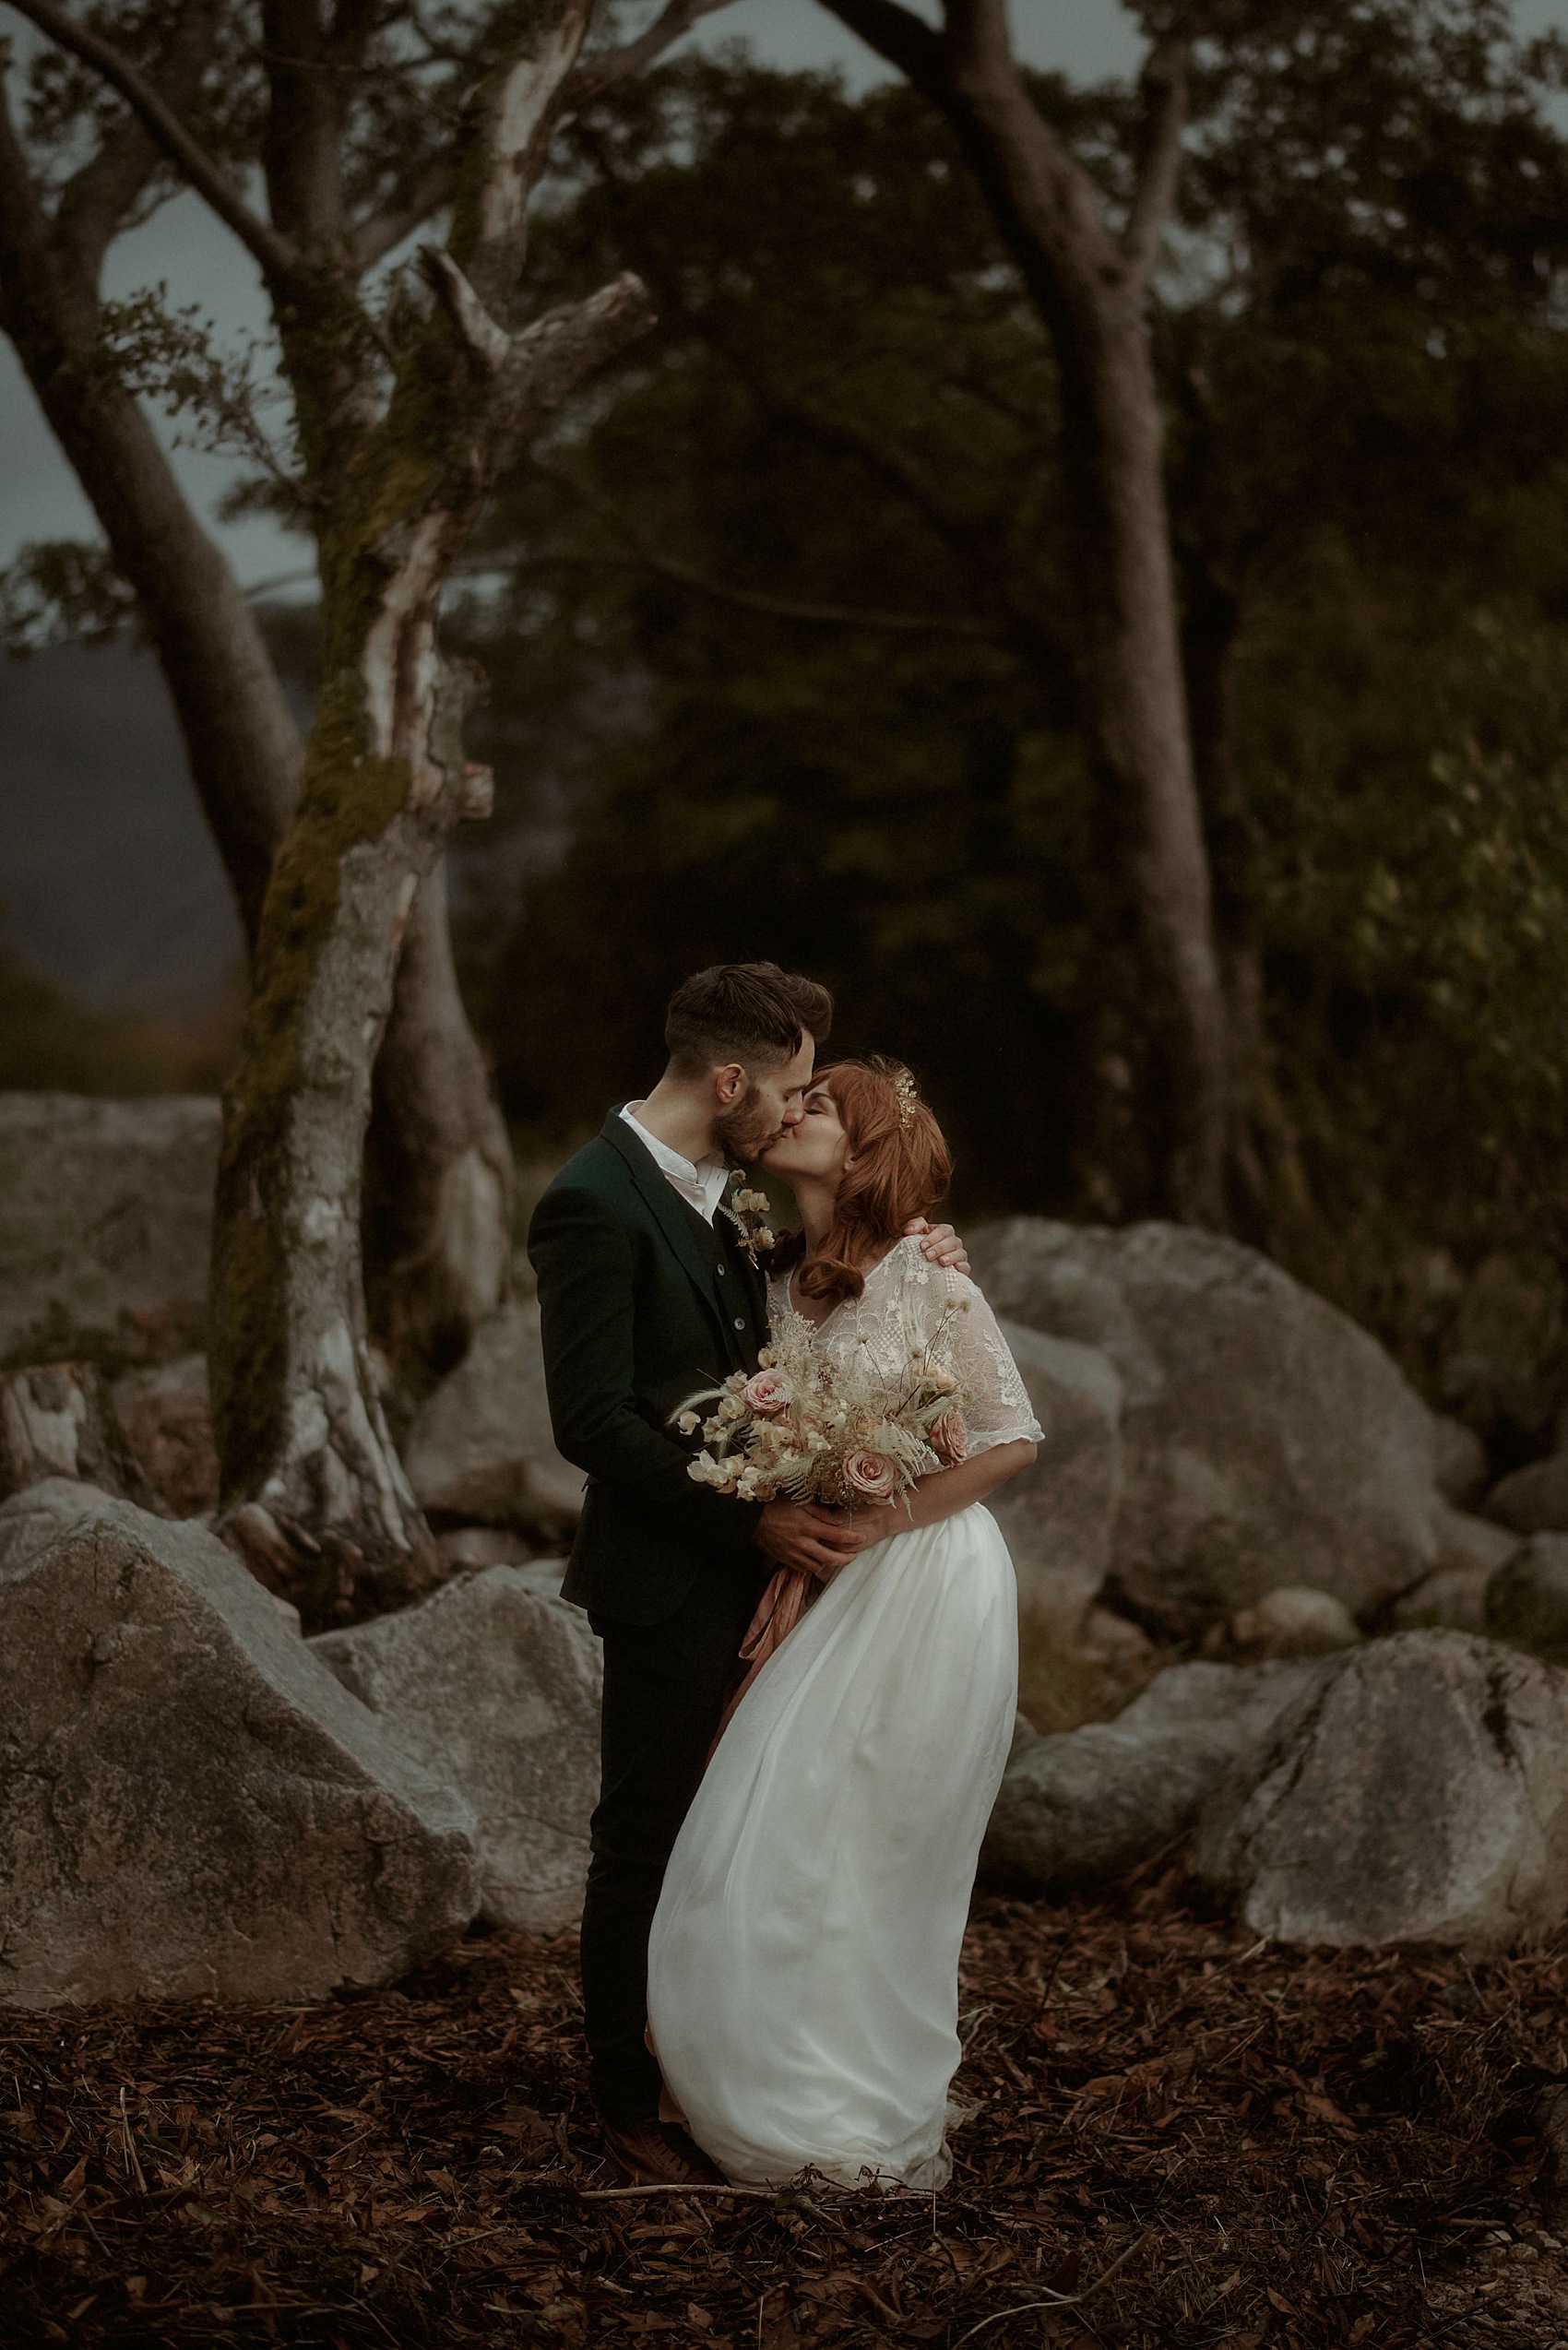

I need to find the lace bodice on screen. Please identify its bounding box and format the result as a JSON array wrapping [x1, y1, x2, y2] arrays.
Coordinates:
[[766, 1236, 1042, 1459]]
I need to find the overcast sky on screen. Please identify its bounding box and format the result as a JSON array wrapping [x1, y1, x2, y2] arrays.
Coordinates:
[[2, 0, 1565, 590]]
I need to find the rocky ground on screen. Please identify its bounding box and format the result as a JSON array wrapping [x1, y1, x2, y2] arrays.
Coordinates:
[[4, 1877, 1568, 2350]]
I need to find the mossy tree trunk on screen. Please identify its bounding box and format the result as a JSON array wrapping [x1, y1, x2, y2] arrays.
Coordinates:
[[6, 0, 730, 1575], [202, 11, 652, 1569], [0, 9, 504, 1372], [365, 866, 517, 1373]]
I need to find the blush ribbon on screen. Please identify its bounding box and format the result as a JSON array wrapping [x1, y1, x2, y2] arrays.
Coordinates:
[[714, 1565, 813, 1744]]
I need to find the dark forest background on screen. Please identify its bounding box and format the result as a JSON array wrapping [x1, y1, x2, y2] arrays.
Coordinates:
[[6, 9, 1568, 1418]]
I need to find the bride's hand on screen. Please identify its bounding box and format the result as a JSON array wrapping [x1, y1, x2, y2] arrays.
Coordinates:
[[836, 1504, 896, 1551], [906, 1216, 969, 1277]]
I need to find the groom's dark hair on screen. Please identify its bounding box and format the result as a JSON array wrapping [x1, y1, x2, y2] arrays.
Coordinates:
[[665, 962, 833, 1076]]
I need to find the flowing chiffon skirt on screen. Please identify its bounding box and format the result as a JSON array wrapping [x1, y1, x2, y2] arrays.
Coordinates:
[[646, 1503, 1018, 2189]]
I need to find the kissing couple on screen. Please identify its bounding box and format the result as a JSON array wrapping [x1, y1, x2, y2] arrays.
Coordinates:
[[529, 963, 1040, 2190]]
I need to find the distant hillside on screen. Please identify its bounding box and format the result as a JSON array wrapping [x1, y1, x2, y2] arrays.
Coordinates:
[[0, 639, 242, 1012]]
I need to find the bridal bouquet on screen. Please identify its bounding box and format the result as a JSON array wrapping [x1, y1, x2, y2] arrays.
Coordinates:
[[673, 1297, 971, 1508]]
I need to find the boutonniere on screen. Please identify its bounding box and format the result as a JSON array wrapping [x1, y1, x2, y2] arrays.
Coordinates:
[[719, 1170, 777, 1266]]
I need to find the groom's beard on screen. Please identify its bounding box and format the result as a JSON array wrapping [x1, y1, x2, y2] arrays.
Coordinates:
[[715, 1084, 784, 1164]]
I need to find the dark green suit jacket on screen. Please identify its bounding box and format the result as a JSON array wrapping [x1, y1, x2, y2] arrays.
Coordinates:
[[528, 1110, 769, 1625]]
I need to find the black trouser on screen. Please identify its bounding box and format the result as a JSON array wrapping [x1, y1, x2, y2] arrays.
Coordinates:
[[583, 1566, 764, 2124]]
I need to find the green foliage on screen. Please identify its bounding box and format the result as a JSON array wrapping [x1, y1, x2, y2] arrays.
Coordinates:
[[92, 290, 304, 506], [450, 31, 1568, 1305], [0, 540, 138, 655], [1257, 590, 1568, 1261], [454, 61, 1110, 1209]]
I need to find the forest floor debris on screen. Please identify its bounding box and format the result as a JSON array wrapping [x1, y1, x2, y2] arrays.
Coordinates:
[[3, 1873, 1568, 2347]]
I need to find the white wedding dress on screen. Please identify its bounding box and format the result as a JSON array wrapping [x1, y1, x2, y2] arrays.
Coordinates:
[[646, 1239, 1041, 2190]]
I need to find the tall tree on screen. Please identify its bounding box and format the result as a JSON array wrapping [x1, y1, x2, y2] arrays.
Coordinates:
[[0, 0, 511, 1371], [6, 0, 721, 1575], [813, 0, 1229, 1223], [465, 27, 1568, 1287], [0, 0, 724, 1383]]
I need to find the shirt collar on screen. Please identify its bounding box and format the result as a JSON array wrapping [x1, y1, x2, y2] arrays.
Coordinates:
[[620, 1101, 731, 1217]]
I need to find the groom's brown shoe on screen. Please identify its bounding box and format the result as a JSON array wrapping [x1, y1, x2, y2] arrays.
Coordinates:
[[601, 2117, 726, 2188]]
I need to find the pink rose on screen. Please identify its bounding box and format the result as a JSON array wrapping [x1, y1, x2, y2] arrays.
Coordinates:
[[844, 1449, 897, 1501], [930, 1409, 968, 1466], [742, 1369, 790, 1418]]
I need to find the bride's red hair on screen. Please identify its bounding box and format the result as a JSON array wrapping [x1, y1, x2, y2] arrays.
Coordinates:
[[771, 1059, 953, 1310]]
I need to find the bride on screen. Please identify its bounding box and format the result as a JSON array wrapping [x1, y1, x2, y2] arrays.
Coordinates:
[[647, 1059, 1041, 2190]]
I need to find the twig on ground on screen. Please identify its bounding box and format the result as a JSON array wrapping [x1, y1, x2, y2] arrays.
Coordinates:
[[950, 2225, 1154, 2343]]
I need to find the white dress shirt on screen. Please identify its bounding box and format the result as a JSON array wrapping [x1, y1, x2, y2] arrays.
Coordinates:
[[620, 1101, 731, 1226]]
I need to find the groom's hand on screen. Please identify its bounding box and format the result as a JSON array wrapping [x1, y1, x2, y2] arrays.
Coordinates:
[[906, 1216, 970, 1277], [754, 1501, 872, 1577]]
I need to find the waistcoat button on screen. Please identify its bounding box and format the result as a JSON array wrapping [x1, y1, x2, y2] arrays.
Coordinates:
[[733, 1317, 746, 1331]]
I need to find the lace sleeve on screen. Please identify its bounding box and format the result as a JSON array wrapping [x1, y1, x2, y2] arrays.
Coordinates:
[[894, 1249, 1042, 1458]]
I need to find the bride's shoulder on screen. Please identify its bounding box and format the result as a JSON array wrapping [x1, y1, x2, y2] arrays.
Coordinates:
[[892, 1236, 983, 1304]]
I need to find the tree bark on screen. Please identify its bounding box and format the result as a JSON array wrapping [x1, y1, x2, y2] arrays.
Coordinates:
[[1062, 297, 1229, 1222], [365, 862, 516, 1371], [208, 241, 653, 1562], [818, 0, 1231, 1223]]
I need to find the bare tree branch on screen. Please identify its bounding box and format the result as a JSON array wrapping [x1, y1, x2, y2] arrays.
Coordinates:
[[721, 351, 987, 554], [0, 47, 51, 267], [566, 0, 738, 102], [530, 456, 1003, 638], [353, 0, 660, 275], [1123, 34, 1189, 295], [3, 0, 302, 282], [810, 0, 944, 91], [484, 273, 658, 470], [820, 0, 1113, 301], [353, 156, 454, 274], [420, 244, 510, 367], [447, 0, 594, 311], [51, 0, 219, 291]]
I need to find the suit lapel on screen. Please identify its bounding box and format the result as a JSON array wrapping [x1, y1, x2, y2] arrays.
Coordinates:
[[600, 1110, 746, 1369]]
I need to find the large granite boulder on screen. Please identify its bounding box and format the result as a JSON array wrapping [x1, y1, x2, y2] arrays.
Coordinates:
[[312, 1562, 600, 1932], [982, 1658, 1324, 1893], [0, 1095, 219, 1354], [1227, 1585, 1359, 1660], [968, 1218, 1448, 1635], [1195, 1631, 1568, 1953], [989, 1323, 1144, 1728], [1394, 1563, 1491, 1634], [0, 1482, 478, 2006], [1485, 1534, 1568, 1668], [400, 1302, 583, 1535], [1391, 1511, 1517, 1635], [1433, 1415, 1491, 1510], [1485, 1452, 1568, 1538]]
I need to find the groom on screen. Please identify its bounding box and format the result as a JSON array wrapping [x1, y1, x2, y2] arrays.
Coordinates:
[[529, 962, 968, 2185]]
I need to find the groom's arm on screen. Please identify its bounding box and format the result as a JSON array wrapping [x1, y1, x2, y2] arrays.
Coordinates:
[[529, 1182, 765, 1563]]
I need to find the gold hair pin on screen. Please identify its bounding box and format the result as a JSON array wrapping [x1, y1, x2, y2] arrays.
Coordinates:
[[893, 1065, 918, 1132]]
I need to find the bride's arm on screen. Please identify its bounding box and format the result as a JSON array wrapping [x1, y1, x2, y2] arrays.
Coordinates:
[[845, 1438, 1037, 1542]]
